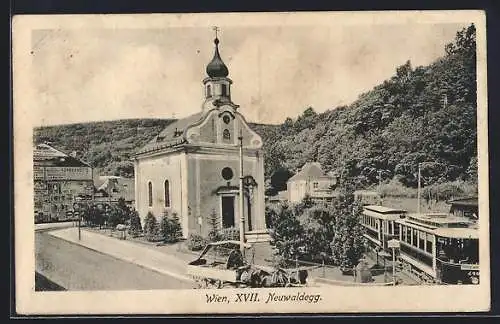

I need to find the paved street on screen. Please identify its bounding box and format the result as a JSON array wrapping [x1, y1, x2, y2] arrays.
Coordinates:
[[35, 229, 195, 290]]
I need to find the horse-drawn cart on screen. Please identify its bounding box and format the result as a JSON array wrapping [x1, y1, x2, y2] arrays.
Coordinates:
[[186, 240, 310, 289]]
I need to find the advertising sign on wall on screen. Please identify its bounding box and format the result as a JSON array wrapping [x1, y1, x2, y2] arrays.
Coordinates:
[[33, 166, 92, 181]]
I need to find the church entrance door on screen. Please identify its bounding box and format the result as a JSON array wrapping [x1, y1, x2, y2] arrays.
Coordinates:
[[221, 196, 235, 228]]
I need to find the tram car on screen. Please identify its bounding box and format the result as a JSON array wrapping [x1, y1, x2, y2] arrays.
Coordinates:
[[395, 212, 479, 285], [361, 205, 479, 285]]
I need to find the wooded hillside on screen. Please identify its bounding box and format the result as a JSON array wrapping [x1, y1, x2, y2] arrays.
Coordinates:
[[262, 24, 478, 193], [34, 119, 175, 177], [34, 24, 478, 194]]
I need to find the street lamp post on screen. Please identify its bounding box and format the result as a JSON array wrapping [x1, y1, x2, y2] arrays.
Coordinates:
[[238, 132, 245, 256], [74, 202, 81, 241]]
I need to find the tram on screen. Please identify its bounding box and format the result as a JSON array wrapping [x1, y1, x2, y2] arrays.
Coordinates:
[[396, 212, 479, 284], [361, 205, 479, 285]]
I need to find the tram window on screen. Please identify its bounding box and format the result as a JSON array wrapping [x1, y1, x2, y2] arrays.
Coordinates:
[[406, 227, 412, 244], [426, 240, 433, 254], [418, 231, 425, 250], [393, 222, 399, 235], [412, 229, 418, 246]]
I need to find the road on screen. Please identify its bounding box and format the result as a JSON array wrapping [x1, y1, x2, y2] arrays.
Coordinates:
[[35, 228, 195, 291]]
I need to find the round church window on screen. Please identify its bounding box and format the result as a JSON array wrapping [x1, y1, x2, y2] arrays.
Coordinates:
[[221, 167, 234, 180], [223, 115, 231, 124]]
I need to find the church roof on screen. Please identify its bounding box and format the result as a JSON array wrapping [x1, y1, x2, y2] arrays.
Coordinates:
[[135, 112, 204, 155], [287, 162, 333, 182]]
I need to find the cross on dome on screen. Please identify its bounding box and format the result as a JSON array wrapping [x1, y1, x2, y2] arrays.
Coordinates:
[[206, 26, 229, 78]]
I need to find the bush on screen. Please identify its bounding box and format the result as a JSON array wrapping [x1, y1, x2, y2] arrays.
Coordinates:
[[159, 210, 183, 243], [207, 209, 220, 242], [378, 179, 417, 198], [128, 209, 142, 237], [170, 212, 183, 241], [269, 204, 305, 263], [186, 233, 207, 251], [143, 212, 159, 242]]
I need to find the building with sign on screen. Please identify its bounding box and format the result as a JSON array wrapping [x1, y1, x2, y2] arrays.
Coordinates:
[[34, 143, 94, 222], [133, 35, 268, 242]]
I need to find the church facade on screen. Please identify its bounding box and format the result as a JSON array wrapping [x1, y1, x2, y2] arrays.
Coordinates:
[[133, 35, 269, 242]]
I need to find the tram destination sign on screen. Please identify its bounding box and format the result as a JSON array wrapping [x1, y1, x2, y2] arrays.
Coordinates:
[[387, 239, 400, 249], [460, 264, 480, 271]]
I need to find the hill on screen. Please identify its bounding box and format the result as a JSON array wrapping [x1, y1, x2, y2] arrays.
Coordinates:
[[33, 119, 176, 177], [262, 24, 478, 193], [33, 24, 478, 196]]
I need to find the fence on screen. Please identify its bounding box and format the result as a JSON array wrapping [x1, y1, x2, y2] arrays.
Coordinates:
[[266, 256, 397, 285]]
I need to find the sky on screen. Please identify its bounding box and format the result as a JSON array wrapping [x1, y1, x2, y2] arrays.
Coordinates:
[[30, 21, 466, 126]]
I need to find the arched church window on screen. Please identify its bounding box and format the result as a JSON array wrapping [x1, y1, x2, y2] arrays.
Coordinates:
[[164, 180, 170, 208], [221, 84, 227, 96], [207, 85, 212, 97], [223, 129, 231, 140], [148, 182, 153, 207]]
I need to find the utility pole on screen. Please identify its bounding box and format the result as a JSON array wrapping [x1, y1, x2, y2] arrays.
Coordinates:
[[417, 163, 422, 215], [378, 170, 382, 188], [238, 131, 245, 256]]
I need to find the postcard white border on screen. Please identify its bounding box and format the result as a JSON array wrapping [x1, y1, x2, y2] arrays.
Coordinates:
[[13, 10, 490, 314]]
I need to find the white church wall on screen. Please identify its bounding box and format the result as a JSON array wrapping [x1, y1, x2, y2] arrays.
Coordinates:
[[135, 152, 186, 226]]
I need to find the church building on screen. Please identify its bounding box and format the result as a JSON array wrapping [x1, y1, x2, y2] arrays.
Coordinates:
[[133, 33, 269, 242]]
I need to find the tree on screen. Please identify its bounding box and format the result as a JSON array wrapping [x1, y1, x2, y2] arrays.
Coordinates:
[[107, 205, 122, 228], [159, 210, 183, 243], [269, 203, 305, 266], [128, 209, 142, 237], [207, 209, 220, 242], [170, 212, 183, 242], [116, 197, 130, 224], [159, 211, 172, 243], [329, 193, 365, 269], [143, 212, 159, 241], [466, 156, 478, 182], [298, 203, 336, 263], [269, 167, 294, 193]]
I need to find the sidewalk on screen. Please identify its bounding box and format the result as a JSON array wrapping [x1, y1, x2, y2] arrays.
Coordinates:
[[48, 228, 193, 283]]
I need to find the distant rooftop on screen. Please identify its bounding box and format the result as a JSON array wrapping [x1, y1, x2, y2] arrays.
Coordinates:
[[33, 143, 91, 167], [447, 196, 478, 207], [287, 162, 333, 182]]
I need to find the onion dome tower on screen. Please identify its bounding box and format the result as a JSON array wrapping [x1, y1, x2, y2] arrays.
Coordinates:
[[202, 27, 238, 112]]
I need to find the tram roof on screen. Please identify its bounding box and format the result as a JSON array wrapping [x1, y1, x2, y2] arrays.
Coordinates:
[[434, 227, 479, 239], [396, 216, 478, 238], [363, 205, 407, 214], [406, 213, 472, 224]]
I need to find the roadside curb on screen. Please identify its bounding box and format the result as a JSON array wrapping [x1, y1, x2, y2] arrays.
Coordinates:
[[47, 229, 193, 283]]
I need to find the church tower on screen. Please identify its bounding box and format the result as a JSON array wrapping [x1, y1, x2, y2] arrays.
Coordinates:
[[134, 28, 269, 242], [202, 29, 239, 113]]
